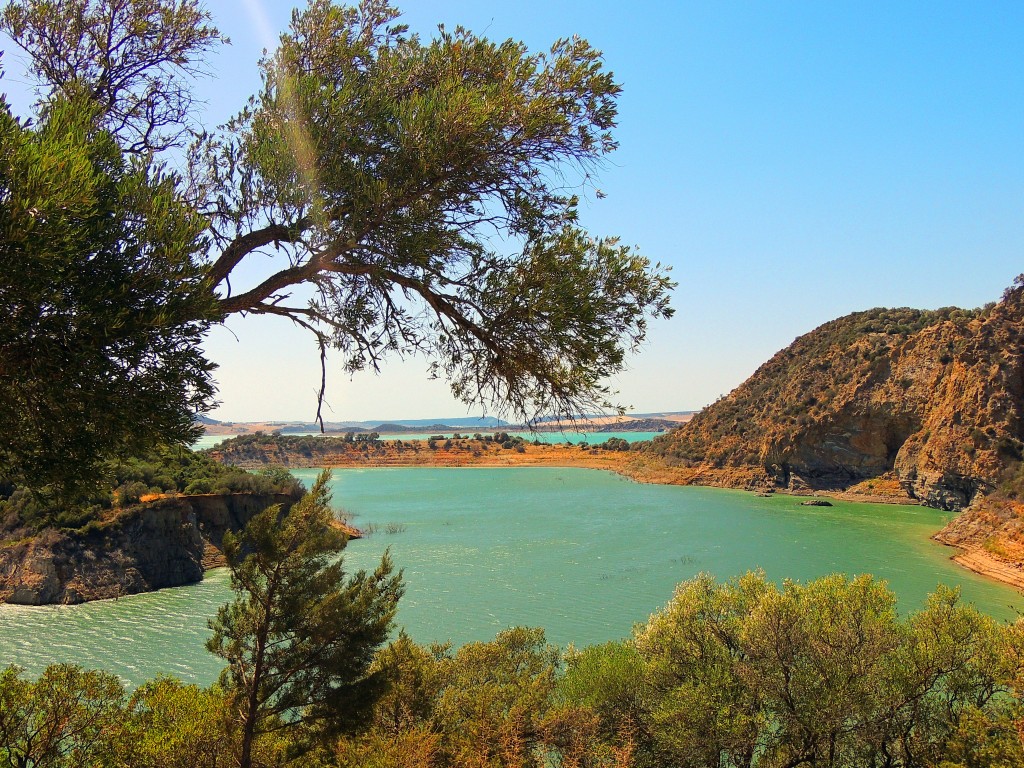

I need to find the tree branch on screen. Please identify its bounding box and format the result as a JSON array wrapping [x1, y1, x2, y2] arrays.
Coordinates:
[[207, 219, 311, 291]]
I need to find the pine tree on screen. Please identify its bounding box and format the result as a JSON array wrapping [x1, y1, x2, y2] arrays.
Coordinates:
[[207, 470, 403, 767]]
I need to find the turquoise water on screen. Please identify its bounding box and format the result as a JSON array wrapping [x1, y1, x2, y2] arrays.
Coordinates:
[[191, 431, 664, 451], [1, 467, 1019, 687]]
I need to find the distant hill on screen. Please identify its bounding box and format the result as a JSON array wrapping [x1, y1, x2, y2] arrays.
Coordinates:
[[200, 413, 686, 436], [368, 416, 510, 428], [645, 280, 1024, 516], [203, 416, 511, 434]]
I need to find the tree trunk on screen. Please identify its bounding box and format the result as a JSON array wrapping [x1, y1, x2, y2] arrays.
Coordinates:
[[238, 631, 268, 768]]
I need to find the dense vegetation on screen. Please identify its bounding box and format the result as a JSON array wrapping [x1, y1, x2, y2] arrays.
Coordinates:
[[0, 83, 217, 503], [208, 432, 649, 466], [2, 570, 1022, 768], [0, 447, 300, 533]]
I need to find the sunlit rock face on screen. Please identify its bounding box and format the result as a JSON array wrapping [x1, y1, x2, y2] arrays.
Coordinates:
[[647, 286, 1024, 510], [0, 492, 299, 605]]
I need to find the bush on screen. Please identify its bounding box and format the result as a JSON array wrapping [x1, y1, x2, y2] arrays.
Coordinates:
[[117, 481, 149, 505], [0, 447, 301, 534]]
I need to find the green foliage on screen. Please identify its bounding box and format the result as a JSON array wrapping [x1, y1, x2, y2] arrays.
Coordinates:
[[3, 0, 673, 505], [559, 641, 646, 743], [0, 447, 300, 534], [123, 678, 238, 768], [0, 664, 127, 767], [595, 437, 631, 451], [340, 626, 578, 767], [197, 0, 674, 424], [207, 470, 403, 767], [3, 574, 1024, 767], [435, 627, 559, 764], [2, 0, 224, 154], [618, 572, 1024, 768], [0, 86, 217, 503]]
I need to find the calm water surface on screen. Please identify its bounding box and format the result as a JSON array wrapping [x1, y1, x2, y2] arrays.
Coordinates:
[[1, 467, 1019, 687]]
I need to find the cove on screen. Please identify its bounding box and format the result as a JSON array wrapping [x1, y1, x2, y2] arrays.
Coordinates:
[[1, 467, 1020, 688]]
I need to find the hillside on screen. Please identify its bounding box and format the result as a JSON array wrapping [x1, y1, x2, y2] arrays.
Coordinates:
[[642, 280, 1024, 580], [647, 281, 1024, 508], [206, 432, 641, 472]]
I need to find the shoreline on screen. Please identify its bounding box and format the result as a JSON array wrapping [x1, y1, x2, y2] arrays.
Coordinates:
[[208, 438, 1022, 594], [945, 547, 1024, 592]]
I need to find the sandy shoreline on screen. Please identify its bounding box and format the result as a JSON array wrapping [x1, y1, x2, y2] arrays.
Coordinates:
[[945, 548, 1024, 592]]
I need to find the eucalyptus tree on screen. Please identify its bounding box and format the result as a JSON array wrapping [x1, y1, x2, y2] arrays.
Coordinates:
[[1, 0, 674, 498]]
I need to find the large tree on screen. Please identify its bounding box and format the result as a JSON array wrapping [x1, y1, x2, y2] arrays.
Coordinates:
[[0, 88, 217, 501], [2, 0, 674, 492]]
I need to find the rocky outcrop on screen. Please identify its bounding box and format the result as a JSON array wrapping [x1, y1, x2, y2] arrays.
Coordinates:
[[0, 492, 299, 605], [645, 281, 1024, 512]]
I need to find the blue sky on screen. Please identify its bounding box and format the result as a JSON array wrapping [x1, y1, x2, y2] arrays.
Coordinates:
[[6, 1, 1023, 421]]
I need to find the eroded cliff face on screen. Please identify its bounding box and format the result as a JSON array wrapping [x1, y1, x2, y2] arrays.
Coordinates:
[[647, 285, 1024, 511], [0, 492, 298, 605]]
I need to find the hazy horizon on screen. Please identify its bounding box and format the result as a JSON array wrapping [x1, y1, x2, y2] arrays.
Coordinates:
[[201, 409, 696, 426]]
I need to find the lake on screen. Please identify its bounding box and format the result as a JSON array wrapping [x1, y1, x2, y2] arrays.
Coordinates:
[[1, 467, 1019, 687]]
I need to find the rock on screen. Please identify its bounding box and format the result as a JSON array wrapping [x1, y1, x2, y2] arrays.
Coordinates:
[[645, 286, 1024, 514], [0, 491, 299, 605], [801, 499, 833, 507]]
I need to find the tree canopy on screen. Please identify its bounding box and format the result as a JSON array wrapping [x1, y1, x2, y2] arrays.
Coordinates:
[[1, 0, 674, 497], [3, 573, 1024, 766], [0, 88, 217, 500]]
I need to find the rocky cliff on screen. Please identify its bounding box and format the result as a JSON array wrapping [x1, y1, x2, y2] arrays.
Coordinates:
[[646, 281, 1024, 512], [0, 492, 299, 605]]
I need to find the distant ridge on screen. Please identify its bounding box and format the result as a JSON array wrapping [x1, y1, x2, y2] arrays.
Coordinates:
[[366, 416, 510, 428], [198, 413, 692, 435]]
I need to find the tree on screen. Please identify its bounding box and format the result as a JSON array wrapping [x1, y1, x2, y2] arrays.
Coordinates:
[[207, 469, 403, 768], [617, 572, 1024, 768], [123, 678, 238, 768], [432, 626, 560, 766], [0, 664, 127, 768], [0, 88, 217, 501], [2, 0, 674, 495], [2, 0, 224, 155], [339, 627, 638, 768]]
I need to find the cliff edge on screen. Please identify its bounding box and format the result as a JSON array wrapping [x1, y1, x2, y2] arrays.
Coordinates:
[[0, 492, 300, 605], [647, 282, 1024, 508]]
